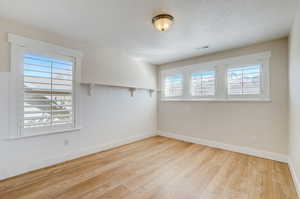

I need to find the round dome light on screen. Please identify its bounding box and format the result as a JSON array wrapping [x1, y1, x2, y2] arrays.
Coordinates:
[[152, 14, 174, 32]]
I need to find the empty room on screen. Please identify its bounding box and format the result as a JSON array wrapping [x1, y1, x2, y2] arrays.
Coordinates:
[[1, 0, 300, 198]]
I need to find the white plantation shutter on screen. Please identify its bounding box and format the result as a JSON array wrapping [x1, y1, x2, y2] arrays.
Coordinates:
[[160, 52, 270, 101], [191, 71, 215, 97], [23, 54, 74, 130], [164, 75, 183, 97], [227, 65, 261, 96]]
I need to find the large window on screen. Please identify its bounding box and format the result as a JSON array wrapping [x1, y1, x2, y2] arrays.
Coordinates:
[[160, 52, 270, 101], [8, 34, 82, 138], [23, 54, 74, 129]]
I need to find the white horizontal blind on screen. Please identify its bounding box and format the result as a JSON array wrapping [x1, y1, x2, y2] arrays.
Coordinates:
[[191, 71, 215, 97], [164, 75, 183, 97], [23, 54, 74, 129], [227, 65, 261, 96]]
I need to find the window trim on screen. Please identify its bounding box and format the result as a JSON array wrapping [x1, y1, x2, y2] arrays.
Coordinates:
[[8, 34, 83, 139], [160, 51, 271, 102]]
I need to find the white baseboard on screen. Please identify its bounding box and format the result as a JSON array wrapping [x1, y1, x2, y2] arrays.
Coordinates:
[[158, 131, 288, 163], [288, 159, 300, 198], [0, 133, 156, 180]]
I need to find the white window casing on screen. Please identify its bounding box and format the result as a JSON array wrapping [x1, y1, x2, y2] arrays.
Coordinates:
[[8, 34, 83, 139], [160, 51, 271, 101]]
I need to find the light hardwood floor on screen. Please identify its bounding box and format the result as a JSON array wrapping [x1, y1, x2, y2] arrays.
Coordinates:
[[0, 136, 298, 199]]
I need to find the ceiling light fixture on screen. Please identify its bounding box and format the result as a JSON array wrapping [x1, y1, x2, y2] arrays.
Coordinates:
[[152, 14, 174, 32]]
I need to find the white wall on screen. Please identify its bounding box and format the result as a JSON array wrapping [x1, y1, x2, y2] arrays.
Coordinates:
[[289, 3, 300, 194], [82, 48, 156, 89], [158, 38, 289, 156], [0, 18, 157, 179]]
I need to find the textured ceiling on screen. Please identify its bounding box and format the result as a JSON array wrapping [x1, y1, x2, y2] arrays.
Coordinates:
[[0, 0, 298, 65]]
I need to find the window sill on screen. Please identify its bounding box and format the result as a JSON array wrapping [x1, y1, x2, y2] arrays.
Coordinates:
[[160, 98, 271, 102], [5, 127, 82, 140]]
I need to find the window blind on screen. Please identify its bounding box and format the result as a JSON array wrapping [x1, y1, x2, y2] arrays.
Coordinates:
[[227, 65, 261, 96], [23, 54, 74, 129], [164, 75, 183, 97], [191, 71, 215, 97]]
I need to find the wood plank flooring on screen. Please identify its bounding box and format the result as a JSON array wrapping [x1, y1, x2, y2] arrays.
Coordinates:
[[0, 136, 298, 199]]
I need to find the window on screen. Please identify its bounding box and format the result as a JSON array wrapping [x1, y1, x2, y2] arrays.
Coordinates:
[[191, 71, 215, 97], [23, 54, 74, 129], [8, 34, 82, 138], [160, 52, 270, 101], [227, 65, 261, 96], [164, 75, 183, 97]]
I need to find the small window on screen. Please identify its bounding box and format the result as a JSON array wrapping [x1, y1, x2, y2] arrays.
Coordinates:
[[23, 54, 74, 129], [191, 71, 215, 97], [164, 75, 183, 97], [227, 65, 261, 96]]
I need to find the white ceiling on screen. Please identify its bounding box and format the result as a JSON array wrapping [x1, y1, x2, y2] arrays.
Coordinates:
[[0, 0, 298, 65]]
